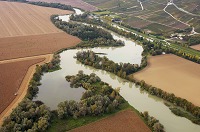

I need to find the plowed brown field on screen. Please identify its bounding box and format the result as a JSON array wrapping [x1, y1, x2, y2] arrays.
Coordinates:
[[132, 54, 200, 106], [0, 1, 72, 38], [28, 0, 98, 11], [0, 58, 44, 114], [191, 44, 200, 51], [0, 32, 81, 60], [0, 1, 81, 123], [70, 109, 151, 132]]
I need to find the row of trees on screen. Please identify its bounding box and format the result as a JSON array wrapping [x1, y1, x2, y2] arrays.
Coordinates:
[[27, 2, 74, 11], [57, 71, 124, 119], [3, 0, 74, 11], [71, 13, 200, 63], [75, 51, 142, 78], [141, 111, 165, 132], [51, 16, 124, 47], [27, 55, 61, 100], [132, 80, 200, 124]]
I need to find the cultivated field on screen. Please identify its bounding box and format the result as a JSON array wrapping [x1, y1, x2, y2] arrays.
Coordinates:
[[133, 54, 200, 106], [0, 32, 81, 61], [70, 109, 151, 132], [84, 0, 200, 34], [0, 1, 72, 38], [191, 44, 200, 50], [0, 1, 81, 123], [0, 58, 44, 114], [28, 0, 98, 11], [0, 54, 53, 125]]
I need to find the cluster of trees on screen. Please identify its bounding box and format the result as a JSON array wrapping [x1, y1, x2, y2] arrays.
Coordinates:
[[51, 16, 124, 47], [141, 111, 165, 132], [57, 71, 124, 119], [169, 107, 200, 125], [41, 54, 61, 72], [183, 35, 200, 46], [0, 99, 51, 132], [75, 51, 141, 78], [71, 13, 200, 63], [133, 80, 200, 124]]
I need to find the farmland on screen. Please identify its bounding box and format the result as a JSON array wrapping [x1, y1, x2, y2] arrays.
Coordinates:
[[70, 109, 151, 132], [133, 54, 200, 106], [0, 32, 81, 60], [191, 44, 200, 50], [84, 0, 200, 34], [0, 57, 44, 118], [0, 1, 81, 122], [28, 0, 98, 11], [0, 1, 73, 38]]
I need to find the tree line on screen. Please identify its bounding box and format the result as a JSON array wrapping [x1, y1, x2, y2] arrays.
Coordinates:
[[3, 0, 74, 11], [51, 16, 124, 48], [141, 111, 165, 132], [75, 51, 144, 78]]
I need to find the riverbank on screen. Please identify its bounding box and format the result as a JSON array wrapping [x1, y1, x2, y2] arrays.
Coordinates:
[[0, 54, 53, 126], [133, 54, 200, 107]]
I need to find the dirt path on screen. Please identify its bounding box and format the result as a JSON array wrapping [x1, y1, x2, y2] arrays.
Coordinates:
[[0, 54, 53, 126]]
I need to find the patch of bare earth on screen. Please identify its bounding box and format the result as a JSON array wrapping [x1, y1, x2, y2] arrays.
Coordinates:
[[0, 55, 53, 125], [28, 0, 98, 11], [70, 110, 151, 132], [0, 32, 81, 61], [0, 1, 72, 38], [132, 54, 200, 106], [191, 44, 200, 51], [0, 58, 44, 114]]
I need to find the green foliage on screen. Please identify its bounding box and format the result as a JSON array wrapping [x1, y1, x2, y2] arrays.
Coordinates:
[[58, 71, 125, 119], [170, 107, 200, 125], [141, 111, 165, 132], [136, 80, 200, 123], [75, 51, 141, 78], [28, 2, 74, 11], [1, 99, 51, 132], [51, 16, 124, 47]]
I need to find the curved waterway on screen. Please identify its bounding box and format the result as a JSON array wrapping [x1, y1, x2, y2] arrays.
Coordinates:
[[35, 9, 200, 132]]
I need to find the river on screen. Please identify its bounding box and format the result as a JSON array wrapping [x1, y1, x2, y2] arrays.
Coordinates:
[[35, 8, 200, 132]]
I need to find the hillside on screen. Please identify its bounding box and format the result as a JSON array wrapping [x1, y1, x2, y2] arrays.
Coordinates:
[[84, 0, 200, 35]]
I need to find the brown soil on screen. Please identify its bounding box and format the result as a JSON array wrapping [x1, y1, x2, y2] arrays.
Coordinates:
[[0, 58, 44, 114], [191, 44, 200, 51], [0, 54, 53, 125], [0, 1, 72, 38], [0, 32, 81, 61], [133, 54, 200, 106], [28, 0, 98, 11], [70, 109, 151, 132]]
